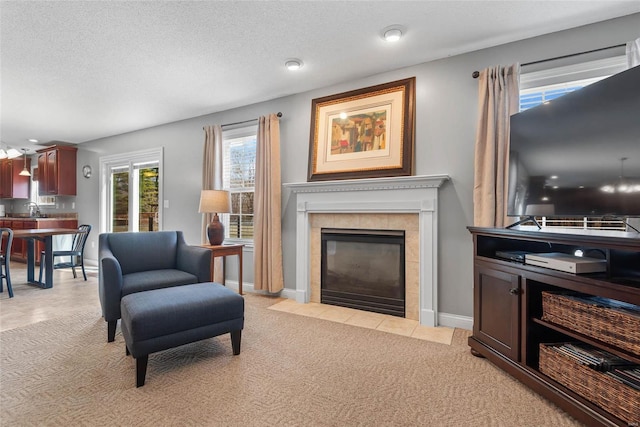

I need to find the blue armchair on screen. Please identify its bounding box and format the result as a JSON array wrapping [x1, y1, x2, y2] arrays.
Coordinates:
[[99, 231, 211, 342]]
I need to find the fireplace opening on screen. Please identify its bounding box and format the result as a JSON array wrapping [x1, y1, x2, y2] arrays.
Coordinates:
[[321, 228, 405, 317]]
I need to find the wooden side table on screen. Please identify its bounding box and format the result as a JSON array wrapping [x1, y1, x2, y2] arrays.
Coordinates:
[[199, 244, 244, 295]]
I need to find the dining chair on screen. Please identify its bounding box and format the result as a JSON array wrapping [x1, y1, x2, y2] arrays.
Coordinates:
[[0, 228, 14, 298], [39, 224, 92, 282]]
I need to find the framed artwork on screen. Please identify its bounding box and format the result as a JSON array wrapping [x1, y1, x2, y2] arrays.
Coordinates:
[[307, 77, 415, 182]]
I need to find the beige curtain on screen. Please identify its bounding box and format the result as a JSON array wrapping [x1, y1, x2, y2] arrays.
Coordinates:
[[473, 63, 520, 227], [202, 125, 224, 243], [253, 114, 284, 293], [202, 125, 224, 280]]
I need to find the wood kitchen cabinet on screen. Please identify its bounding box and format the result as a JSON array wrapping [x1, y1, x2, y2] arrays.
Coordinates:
[[0, 158, 31, 199], [36, 145, 77, 196]]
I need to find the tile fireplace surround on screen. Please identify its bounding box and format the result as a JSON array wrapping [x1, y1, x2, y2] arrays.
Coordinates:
[[284, 174, 449, 327]]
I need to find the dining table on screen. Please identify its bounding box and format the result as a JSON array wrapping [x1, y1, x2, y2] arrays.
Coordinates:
[[12, 228, 86, 289]]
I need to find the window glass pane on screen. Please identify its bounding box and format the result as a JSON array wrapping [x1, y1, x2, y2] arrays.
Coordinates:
[[137, 166, 159, 232], [241, 192, 254, 215], [228, 214, 240, 238], [223, 126, 257, 241], [112, 170, 129, 232], [241, 215, 254, 239], [230, 192, 240, 214]]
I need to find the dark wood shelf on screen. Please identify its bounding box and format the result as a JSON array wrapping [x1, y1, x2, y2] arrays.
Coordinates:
[[468, 226, 640, 427], [532, 317, 640, 364]]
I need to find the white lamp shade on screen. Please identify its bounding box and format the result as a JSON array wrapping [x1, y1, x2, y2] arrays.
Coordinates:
[[198, 190, 231, 214]]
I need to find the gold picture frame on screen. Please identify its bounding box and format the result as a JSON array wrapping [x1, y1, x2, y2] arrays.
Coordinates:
[[307, 77, 415, 182]]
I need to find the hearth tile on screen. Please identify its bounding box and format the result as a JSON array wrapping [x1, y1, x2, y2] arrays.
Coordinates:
[[359, 214, 388, 230], [388, 214, 419, 231], [316, 305, 355, 322], [377, 317, 418, 337], [311, 214, 334, 228], [344, 311, 386, 329], [411, 325, 454, 345], [405, 232, 420, 263], [333, 214, 358, 228], [291, 302, 330, 317], [267, 299, 303, 313]]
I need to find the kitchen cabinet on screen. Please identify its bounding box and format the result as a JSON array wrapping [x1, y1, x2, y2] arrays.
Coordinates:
[[36, 145, 77, 196], [0, 158, 31, 199]]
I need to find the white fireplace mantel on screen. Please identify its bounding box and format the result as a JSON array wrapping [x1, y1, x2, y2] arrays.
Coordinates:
[[284, 174, 449, 327]]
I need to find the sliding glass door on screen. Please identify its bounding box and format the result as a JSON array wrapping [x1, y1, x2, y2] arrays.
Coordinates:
[[100, 148, 163, 233]]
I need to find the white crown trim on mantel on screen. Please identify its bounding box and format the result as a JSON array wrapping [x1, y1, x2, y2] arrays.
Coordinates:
[[283, 174, 450, 327], [284, 174, 449, 194]]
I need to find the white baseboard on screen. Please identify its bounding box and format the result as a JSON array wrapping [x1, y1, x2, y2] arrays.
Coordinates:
[[438, 312, 473, 331]]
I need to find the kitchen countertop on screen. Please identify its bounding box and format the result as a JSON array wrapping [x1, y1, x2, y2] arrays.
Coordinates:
[[1, 215, 78, 221]]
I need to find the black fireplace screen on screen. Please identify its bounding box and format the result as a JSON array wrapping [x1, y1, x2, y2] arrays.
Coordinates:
[[321, 228, 405, 317]]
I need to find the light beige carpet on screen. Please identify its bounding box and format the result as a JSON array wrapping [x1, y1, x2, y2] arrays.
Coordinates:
[[0, 294, 582, 426]]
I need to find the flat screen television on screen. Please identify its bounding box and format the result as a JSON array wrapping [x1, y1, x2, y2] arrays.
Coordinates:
[[507, 64, 640, 220]]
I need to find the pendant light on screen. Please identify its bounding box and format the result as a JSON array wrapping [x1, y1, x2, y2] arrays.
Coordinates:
[[600, 157, 640, 194], [18, 148, 31, 177]]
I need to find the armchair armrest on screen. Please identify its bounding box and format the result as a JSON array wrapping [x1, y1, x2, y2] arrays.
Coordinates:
[[177, 244, 212, 282], [98, 245, 124, 321]]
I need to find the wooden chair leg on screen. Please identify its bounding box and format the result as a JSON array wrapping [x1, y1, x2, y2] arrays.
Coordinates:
[[136, 355, 148, 387], [107, 320, 117, 342], [231, 330, 242, 355]]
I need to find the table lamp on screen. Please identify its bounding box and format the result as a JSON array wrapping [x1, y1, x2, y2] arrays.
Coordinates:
[[198, 190, 231, 245]]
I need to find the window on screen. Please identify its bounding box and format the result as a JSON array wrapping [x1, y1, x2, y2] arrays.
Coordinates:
[[222, 125, 257, 242], [99, 148, 163, 233], [29, 166, 55, 206], [518, 56, 628, 231], [519, 77, 606, 111]]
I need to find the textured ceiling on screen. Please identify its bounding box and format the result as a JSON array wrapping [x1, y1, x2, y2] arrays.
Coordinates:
[[1, 1, 639, 151]]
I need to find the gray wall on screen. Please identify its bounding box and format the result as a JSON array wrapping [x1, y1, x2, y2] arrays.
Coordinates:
[[77, 14, 640, 318]]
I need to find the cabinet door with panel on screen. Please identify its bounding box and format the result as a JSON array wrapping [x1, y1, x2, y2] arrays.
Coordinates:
[[9, 220, 24, 257], [36, 146, 77, 196], [0, 158, 30, 199], [473, 265, 521, 361]]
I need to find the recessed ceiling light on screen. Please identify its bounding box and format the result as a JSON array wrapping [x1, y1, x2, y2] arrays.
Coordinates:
[[381, 25, 404, 42], [28, 138, 39, 143], [285, 59, 303, 71]]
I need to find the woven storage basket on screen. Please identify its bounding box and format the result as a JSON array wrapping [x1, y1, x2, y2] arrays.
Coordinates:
[[539, 343, 640, 424], [541, 292, 640, 355]]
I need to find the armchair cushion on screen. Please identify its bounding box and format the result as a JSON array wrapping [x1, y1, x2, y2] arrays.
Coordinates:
[[122, 269, 198, 296]]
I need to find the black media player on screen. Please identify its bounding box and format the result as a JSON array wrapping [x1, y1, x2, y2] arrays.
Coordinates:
[[495, 250, 530, 263]]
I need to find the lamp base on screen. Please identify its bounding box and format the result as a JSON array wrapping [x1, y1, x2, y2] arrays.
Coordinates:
[[207, 214, 225, 246]]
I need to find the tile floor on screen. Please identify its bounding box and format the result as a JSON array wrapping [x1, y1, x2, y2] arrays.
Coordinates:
[[0, 262, 102, 332], [268, 299, 455, 345]]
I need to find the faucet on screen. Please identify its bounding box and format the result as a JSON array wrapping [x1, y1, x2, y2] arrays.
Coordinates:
[[25, 201, 41, 218]]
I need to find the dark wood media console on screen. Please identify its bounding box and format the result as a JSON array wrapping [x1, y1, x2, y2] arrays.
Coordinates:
[[468, 226, 640, 426]]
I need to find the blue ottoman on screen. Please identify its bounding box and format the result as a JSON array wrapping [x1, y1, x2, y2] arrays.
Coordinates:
[[120, 282, 244, 387]]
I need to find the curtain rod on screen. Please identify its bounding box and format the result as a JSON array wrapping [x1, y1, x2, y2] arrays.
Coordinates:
[[221, 112, 283, 128], [471, 43, 626, 78]]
